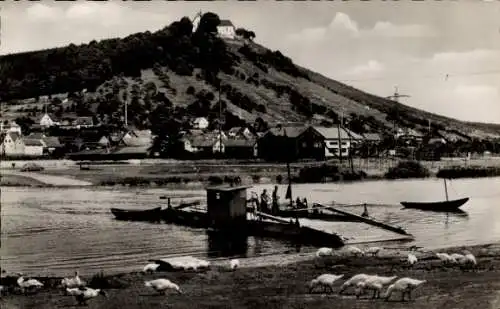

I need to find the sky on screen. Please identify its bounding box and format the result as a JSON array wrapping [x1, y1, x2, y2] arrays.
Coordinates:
[[1, 1, 499, 124]]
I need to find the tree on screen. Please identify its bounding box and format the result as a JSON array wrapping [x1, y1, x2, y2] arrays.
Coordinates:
[[195, 12, 221, 35]]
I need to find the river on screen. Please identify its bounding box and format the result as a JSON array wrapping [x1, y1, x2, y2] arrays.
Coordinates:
[[1, 177, 499, 276]]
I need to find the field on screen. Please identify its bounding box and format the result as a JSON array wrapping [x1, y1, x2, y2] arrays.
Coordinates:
[[2, 243, 500, 309]]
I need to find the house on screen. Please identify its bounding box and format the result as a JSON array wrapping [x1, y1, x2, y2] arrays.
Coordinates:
[[1, 121, 22, 135], [23, 138, 44, 156], [39, 113, 59, 128], [217, 20, 236, 39], [121, 129, 153, 147], [42, 136, 63, 155], [397, 128, 424, 146], [360, 132, 382, 157], [73, 116, 94, 128], [308, 126, 364, 159], [192, 117, 209, 130], [224, 138, 258, 158], [180, 132, 227, 156], [257, 125, 309, 161], [228, 127, 254, 139], [0, 132, 25, 157]]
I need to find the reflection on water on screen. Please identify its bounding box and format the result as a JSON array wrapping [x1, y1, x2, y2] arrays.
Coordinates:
[[1, 177, 500, 276]]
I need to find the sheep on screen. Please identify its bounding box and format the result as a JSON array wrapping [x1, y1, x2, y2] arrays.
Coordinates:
[[61, 271, 86, 290], [339, 273, 372, 294], [308, 274, 344, 294], [315, 247, 333, 258], [459, 252, 477, 270], [17, 275, 44, 294], [365, 247, 382, 257], [65, 287, 86, 296], [71, 287, 107, 306], [198, 260, 211, 270], [384, 277, 426, 301], [355, 275, 398, 299], [436, 253, 456, 265], [407, 253, 418, 266], [344, 246, 364, 257], [144, 279, 183, 295], [142, 263, 160, 274], [230, 259, 240, 271]]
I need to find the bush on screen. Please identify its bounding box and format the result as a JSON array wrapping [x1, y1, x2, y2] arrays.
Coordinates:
[[298, 164, 340, 183], [436, 166, 500, 179], [186, 86, 195, 95], [385, 161, 430, 179]]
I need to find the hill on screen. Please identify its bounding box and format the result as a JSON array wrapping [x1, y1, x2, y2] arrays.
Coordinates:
[[1, 12, 499, 145]]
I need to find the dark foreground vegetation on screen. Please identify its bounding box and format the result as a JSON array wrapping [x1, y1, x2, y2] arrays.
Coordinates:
[[385, 161, 431, 180]]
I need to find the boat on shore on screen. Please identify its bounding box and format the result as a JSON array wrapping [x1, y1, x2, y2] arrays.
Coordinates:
[[400, 178, 470, 212], [110, 207, 162, 221]]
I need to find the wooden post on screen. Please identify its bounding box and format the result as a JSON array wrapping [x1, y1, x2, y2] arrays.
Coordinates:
[[443, 178, 449, 201]]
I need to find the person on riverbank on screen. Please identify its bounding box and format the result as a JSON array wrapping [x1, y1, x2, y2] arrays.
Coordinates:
[[260, 189, 270, 213]]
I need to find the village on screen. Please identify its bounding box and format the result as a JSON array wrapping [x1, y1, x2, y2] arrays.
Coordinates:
[[0, 109, 481, 163]]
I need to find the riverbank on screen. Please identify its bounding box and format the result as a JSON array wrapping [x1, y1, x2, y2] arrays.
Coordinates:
[[2, 242, 499, 309], [2, 157, 500, 189]]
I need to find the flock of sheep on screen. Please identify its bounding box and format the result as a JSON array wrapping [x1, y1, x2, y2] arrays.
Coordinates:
[[0, 258, 240, 306], [0, 245, 479, 306], [311, 245, 478, 302]]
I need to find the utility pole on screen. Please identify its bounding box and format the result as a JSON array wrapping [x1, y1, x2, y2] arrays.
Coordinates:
[[386, 86, 410, 152], [124, 94, 128, 129], [337, 108, 344, 165], [218, 81, 223, 154]]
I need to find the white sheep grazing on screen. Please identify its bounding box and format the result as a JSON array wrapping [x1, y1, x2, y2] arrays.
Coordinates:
[[365, 247, 382, 257], [230, 259, 240, 270], [198, 260, 211, 269], [339, 273, 372, 294], [145, 279, 183, 295], [436, 253, 456, 265], [17, 276, 44, 294], [308, 274, 344, 293], [142, 263, 160, 274], [61, 271, 85, 289], [344, 246, 364, 257], [355, 275, 398, 299], [460, 252, 477, 270], [72, 287, 107, 306], [315, 247, 333, 258], [66, 287, 86, 296], [384, 277, 426, 301], [407, 253, 418, 266]]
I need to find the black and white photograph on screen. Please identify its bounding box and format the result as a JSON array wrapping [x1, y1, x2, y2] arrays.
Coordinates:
[[1, 0, 499, 308]]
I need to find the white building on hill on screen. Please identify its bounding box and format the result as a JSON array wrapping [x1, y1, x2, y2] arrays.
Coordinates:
[[217, 20, 236, 39]]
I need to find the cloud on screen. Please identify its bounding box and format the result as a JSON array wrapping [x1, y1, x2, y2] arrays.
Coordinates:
[[347, 60, 385, 76], [367, 21, 435, 38], [25, 3, 63, 22]]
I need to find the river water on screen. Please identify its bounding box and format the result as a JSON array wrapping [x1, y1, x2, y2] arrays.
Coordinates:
[[1, 177, 499, 276]]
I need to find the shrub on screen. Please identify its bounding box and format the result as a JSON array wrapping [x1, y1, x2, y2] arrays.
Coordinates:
[[436, 166, 500, 179], [385, 161, 430, 179], [186, 86, 196, 95]]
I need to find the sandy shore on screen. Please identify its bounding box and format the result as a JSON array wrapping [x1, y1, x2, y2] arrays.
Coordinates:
[[2, 243, 499, 309]]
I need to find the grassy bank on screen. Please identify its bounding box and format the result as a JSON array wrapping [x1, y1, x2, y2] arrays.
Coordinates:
[[0, 173, 50, 187], [2, 243, 500, 309]]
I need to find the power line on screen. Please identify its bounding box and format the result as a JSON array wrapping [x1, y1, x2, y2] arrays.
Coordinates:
[[335, 69, 500, 83]]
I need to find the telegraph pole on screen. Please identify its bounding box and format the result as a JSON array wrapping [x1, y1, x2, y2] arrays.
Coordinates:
[[219, 82, 223, 154], [386, 86, 410, 153]]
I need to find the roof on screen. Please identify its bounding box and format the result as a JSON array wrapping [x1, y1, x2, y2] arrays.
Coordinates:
[[218, 20, 234, 27], [225, 138, 256, 147], [112, 146, 150, 154], [266, 126, 307, 138], [23, 138, 44, 146], [42, 136, 62, 148], [363, 133, 382, 142], [206, 185, 252, 192], [74, 117, 93, 126], [191, 137, 216, 148], [312, 126, 364, 140], [229, 127, 242, 134], [27, 132, 46, 139]]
